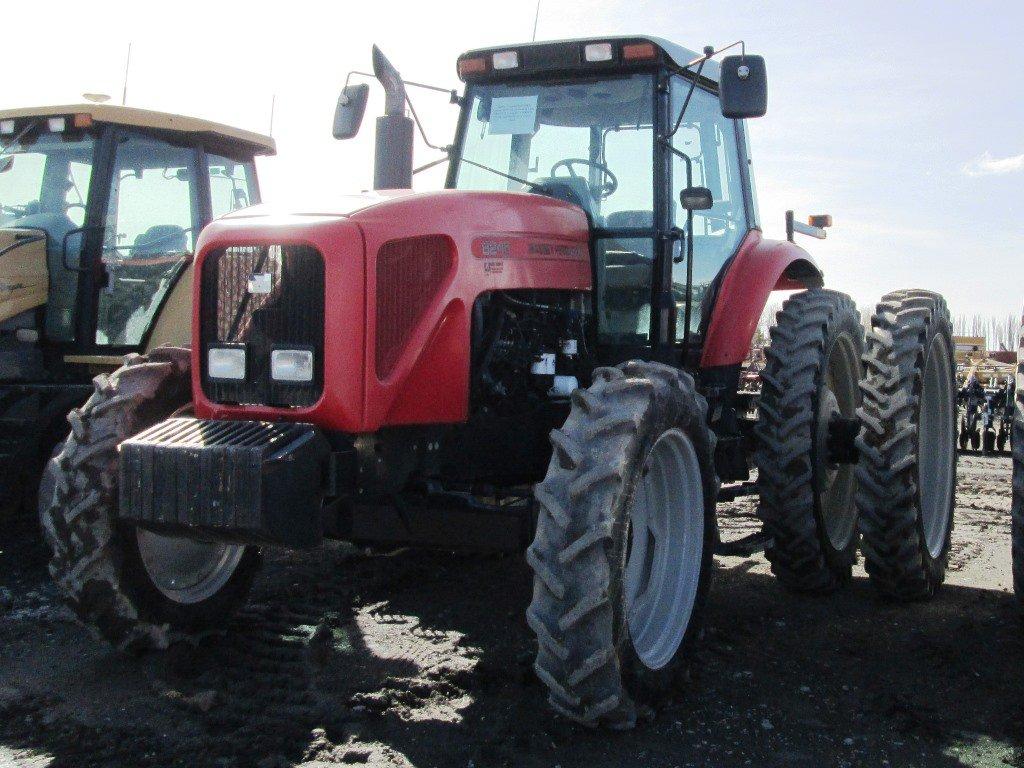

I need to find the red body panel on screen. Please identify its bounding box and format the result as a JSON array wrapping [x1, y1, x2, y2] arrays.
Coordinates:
[[700, 229, 822, 369], [191, 190, 591, 432]]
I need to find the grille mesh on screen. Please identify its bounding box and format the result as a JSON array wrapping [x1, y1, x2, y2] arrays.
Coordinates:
[[375, 235, 453, 378], [201, 245, 324, 407]]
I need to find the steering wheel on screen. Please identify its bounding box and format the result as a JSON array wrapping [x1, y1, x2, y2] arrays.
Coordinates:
[[549, 158, 618, 200]]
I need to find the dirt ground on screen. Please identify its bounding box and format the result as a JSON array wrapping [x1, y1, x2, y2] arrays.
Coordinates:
[[1, 454, 1021, 768]]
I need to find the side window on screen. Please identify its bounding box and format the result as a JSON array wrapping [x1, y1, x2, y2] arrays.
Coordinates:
[[208, 154, 257, 219], [670, 79, 747, 338], [96, 134, 199, 346]]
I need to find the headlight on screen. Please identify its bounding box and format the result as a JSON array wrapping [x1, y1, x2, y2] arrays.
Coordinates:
[[271, 349, 314, 383], [207, 346, 246, 380]]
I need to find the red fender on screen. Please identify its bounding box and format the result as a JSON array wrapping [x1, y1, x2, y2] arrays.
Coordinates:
[[700, 229, 823, 369]]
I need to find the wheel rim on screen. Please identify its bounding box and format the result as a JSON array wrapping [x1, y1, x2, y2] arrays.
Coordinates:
[[816, 334, 860, 551], [918, 333, 955, 558], [136, 529, 245, 605], [624, 428, 704, 670]]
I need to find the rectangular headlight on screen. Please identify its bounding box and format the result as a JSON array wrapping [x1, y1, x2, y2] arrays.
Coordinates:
[[208, 346, 246, 380], [47, 117, 67, 133], [584, 43, 614, 62], [271, 349, 314, 383], [0, 119, 14, 135]]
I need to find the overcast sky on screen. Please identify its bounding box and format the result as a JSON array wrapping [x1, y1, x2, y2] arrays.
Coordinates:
[[3, 0, 1020, 319]]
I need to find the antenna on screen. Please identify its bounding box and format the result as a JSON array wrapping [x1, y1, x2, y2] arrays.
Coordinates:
[[532, 0, 541, 42], [269, 94, 276, 137], [121, 42, 132, 105]]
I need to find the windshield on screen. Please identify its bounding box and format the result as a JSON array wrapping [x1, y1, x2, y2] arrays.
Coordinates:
[[0, 129, 96, 232], [453, 74, 654, 227]]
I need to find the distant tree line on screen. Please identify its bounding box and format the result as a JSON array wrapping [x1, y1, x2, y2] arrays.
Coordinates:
[[952, 315, 1019, 351]]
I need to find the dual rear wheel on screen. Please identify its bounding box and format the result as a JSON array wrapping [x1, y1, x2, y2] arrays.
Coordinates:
[[528, 288, 957, 727]]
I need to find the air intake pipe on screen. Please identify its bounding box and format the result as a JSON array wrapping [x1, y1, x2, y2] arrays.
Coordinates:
[[372, 45, 414, 190]]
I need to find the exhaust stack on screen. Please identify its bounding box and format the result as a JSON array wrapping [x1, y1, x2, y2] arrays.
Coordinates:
[[372, 45, 414, 190]]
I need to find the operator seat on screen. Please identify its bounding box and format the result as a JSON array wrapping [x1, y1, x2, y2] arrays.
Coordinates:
[[604, 210, 653, 230]]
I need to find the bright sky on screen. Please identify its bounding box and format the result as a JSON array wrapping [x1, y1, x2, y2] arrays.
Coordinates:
[[3, 0, 1020, 318]]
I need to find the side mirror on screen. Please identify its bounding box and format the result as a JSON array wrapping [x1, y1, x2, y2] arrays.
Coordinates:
[[719, 54, 767, 119], [680, 186, 714, 211], [333, 83, 370, 140], [0, 157, 12, 174]]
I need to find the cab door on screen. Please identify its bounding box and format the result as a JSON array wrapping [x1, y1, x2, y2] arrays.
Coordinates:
[[92, 130, 202, 348]]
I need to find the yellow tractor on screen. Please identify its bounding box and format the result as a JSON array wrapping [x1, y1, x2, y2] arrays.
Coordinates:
[[0, 103, 274, 518]]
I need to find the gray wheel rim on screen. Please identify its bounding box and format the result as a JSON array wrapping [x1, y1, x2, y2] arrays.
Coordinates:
[[817, 334, 860, 551], [918, 333, 955, 557], [136, 529, 245, 605], [624, 428, 704, 671]]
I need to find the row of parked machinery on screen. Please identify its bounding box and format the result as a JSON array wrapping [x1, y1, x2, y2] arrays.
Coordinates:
[[958, 373, 1015, 453]]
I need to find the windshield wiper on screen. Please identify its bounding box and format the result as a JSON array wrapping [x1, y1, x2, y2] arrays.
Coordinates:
[[457, 156, 546, 193]]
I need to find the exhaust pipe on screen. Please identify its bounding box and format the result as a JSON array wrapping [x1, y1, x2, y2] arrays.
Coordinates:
[[372, 45, 414, 190]]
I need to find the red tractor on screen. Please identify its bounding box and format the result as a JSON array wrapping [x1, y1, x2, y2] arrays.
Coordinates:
[[41, 37, 957, 728]]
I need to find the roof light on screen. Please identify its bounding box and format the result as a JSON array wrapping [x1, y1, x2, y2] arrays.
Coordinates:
[[492, 50, 519, 70], [457, 56, 488, 79], [622, 42, 658, 61], [0, 120, 13, 135], [72, 113, 93, 129], [584, 42, 614, 62], [47, 117, 67, 133]]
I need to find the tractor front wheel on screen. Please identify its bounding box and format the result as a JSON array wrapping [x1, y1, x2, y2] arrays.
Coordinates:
[[755, 288, 865, 592], [526, 361, 717, 728], [857, 290, 956, 600], [38, 347, 260, 650]]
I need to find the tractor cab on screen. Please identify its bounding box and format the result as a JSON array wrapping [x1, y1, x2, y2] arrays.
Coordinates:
[[0, 104, 274, 370], [449, 38, 762, 353]]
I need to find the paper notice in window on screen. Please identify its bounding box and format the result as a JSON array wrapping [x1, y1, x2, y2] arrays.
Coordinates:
[[487, 95, 538, 135]]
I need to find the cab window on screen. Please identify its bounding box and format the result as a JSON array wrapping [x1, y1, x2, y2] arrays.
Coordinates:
[[670, 78, 747, 338], [96, 134, 199, 346], [208, 154, 257, 219]]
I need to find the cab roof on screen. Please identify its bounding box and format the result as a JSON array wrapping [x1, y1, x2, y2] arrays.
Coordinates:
[[458, 35, 720, 83], [0, 103, 276, 155]]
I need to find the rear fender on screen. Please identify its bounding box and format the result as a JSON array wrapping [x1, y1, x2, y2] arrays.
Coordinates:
[[700, 230, 823, 369]]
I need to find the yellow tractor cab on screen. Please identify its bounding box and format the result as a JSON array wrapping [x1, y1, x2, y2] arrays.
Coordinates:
[[0, 103, 274, 516]]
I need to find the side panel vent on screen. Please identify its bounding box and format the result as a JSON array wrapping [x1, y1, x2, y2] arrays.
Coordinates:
[[375, 235, 454, 378]]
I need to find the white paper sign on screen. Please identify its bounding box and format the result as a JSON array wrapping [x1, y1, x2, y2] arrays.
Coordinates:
[[488, 95, 538, 135]]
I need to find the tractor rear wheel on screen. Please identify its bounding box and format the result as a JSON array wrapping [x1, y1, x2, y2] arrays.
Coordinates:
[[857, 290, 956, 601], [970, 429, 981, 451], [39, 347, 260, 650], [527, 361, 717, 728], [755, 288, 865, 593]]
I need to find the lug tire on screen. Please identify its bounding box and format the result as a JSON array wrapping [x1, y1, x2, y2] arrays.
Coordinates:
[[983, 429, 996, 454], [857, 290, 956, 601], [527, 361, 718, 729], [970, 429, 981, 451], [755, 288, 865, 593], [38, 347, 260, 650], [1012, 320, 1024, 612], [958, 427, 969, 451]]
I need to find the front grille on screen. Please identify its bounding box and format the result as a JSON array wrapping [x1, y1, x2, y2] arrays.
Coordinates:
[[376, 235, 454, 378], [201, 245, 325, 407]]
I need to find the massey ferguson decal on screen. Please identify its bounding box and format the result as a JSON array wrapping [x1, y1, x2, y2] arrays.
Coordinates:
[[472, 236, 585, 262]]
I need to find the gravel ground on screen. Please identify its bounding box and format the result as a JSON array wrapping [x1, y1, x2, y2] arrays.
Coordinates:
[[0, 453, 1020, 768]]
